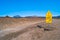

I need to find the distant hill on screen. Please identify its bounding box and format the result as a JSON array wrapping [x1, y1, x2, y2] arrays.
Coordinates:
[[53, 16, 60, 18], [13, 15, 22, 18], [0, 15, 60, 18], [57, 16, 60, 18], [25, 16, 41, 18]]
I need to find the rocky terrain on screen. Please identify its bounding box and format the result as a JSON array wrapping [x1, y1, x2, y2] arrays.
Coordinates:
[[0, 18, 60, 40]]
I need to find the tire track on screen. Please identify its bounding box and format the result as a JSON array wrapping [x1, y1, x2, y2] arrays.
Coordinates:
[[0, 22, 43, 40]]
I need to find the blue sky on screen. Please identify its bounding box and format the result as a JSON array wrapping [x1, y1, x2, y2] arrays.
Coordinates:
[[0, 0, 60, 17]]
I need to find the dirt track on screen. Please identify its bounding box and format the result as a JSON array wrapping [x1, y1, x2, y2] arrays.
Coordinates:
[[0, 19, 60, 40]]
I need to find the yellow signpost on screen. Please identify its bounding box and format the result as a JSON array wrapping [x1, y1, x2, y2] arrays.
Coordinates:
[[46, 11, 52, 24]]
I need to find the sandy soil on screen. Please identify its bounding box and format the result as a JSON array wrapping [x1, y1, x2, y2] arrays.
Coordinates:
[[0, 18, 60, 40]]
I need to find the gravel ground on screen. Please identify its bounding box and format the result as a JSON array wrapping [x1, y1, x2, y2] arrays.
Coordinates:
[[0, 19, 60, 40]]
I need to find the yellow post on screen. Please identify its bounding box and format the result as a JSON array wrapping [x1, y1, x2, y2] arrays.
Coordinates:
[[46, 10, 52, 24]]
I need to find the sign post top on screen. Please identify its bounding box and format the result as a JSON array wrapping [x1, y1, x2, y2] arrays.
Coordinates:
[[46, 10, 52, 16]]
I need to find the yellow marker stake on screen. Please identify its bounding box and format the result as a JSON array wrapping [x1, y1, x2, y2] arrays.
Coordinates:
[[46, 11, 52, 24]]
